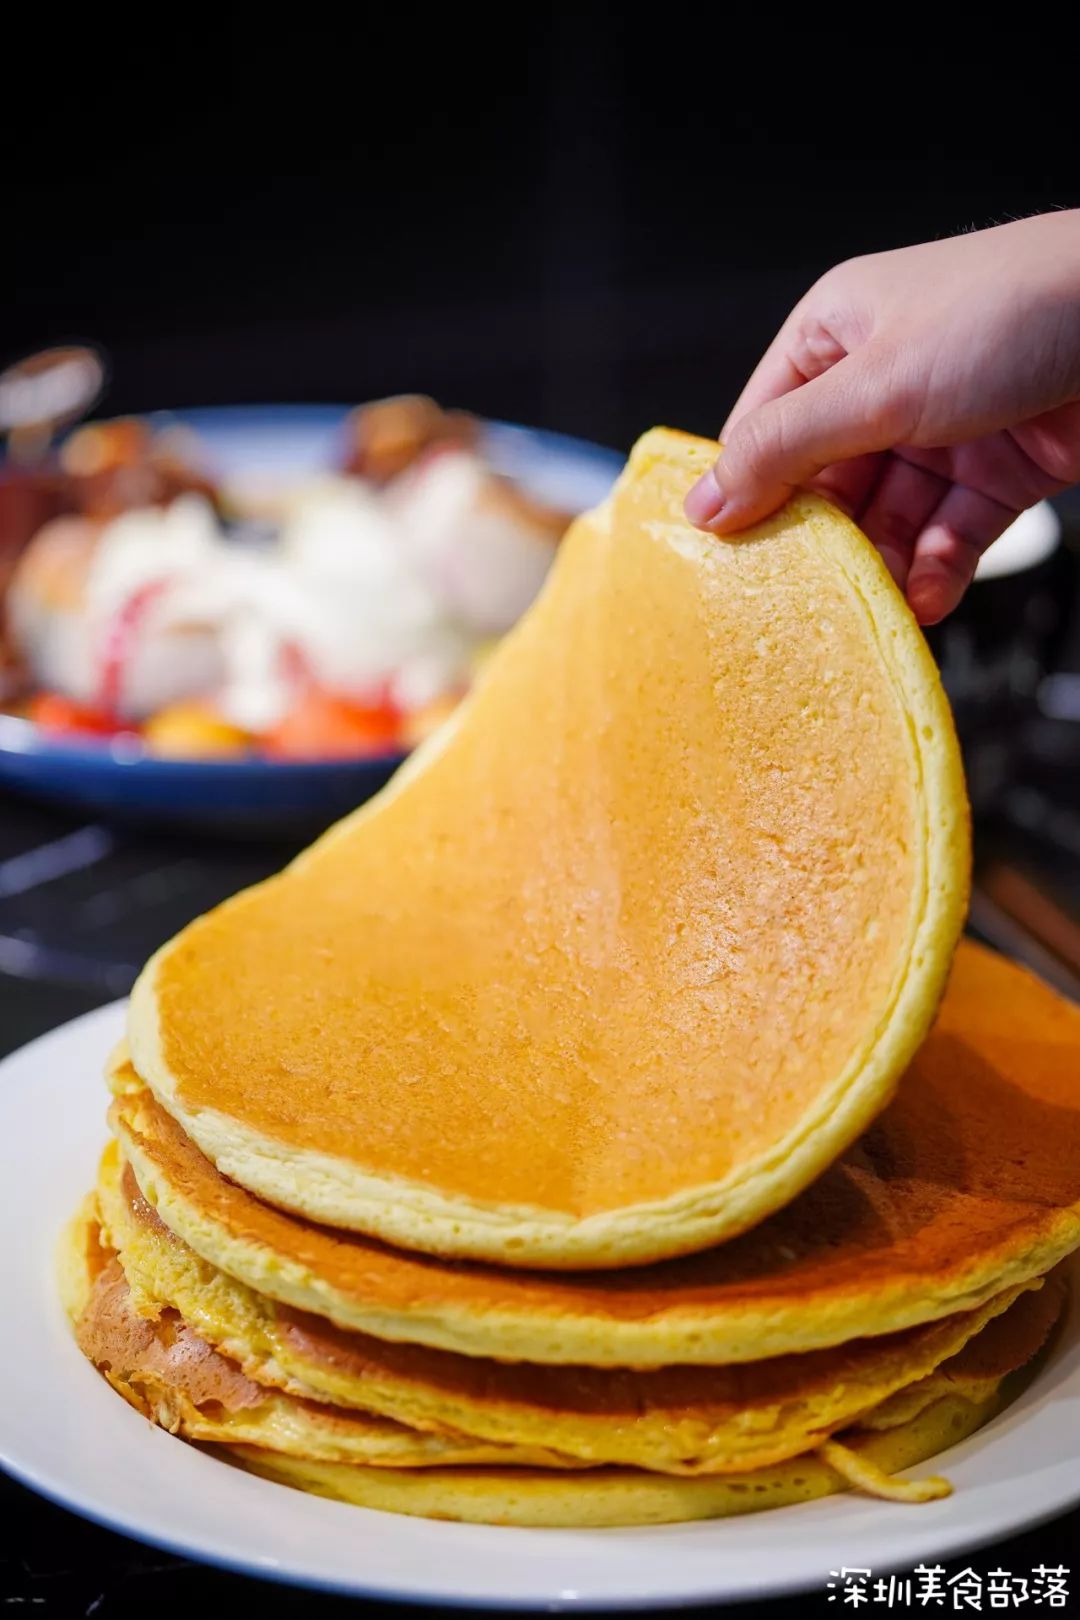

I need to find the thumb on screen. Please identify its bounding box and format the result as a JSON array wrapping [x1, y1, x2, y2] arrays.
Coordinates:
[[685, 345, 909, 533]]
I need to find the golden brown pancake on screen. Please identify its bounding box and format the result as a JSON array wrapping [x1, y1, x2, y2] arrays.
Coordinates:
[[228, 1266, 1064, 1526], [98, 1139, 1039, 1475], [224, 1391, 1007, 1525], [64, 1196, 1062, 1523], [63, 1202, 579, 1470], [112, 941, 1080, 1367], [127, 427, 968, 1268], [863, 1269, 1067, 1430]]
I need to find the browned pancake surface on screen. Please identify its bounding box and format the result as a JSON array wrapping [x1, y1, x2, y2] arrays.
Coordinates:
[[937, 1270, 1066, 1383], [76, 1256, 265, 1415], [118, 1158, 1023, 1424], [114, 943, 1080, 1360]]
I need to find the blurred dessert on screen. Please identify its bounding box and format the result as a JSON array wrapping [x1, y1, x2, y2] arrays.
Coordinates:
[[389, 444, 567, 636], [1, 398, 574, 759], [340, 394, 477, 484], [59, 418, 219, 521], [8, 498, 230, 724]]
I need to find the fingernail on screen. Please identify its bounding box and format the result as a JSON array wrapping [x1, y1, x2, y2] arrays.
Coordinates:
[[684, 470, 725, 528], [906, 580, 946, 626]]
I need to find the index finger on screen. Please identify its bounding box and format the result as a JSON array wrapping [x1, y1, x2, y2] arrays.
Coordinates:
[[721, 303, 847, 437]]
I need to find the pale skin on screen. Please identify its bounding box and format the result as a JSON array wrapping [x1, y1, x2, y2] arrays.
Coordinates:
[[684, 211, 1080, 624]]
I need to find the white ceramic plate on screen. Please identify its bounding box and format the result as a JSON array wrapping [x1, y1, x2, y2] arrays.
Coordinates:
[[2, 1002, 1079, 1610]]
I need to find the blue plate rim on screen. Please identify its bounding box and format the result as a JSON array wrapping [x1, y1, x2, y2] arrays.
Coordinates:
[[0, 713, 406, 776]]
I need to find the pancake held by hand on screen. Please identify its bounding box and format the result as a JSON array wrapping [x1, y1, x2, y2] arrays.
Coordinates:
[[111, 943, 1080, 1366], [127, 428, 968, 1268]]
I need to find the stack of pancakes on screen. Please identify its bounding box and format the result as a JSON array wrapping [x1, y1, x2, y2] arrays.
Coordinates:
[[63, 431, 1080, 1527]]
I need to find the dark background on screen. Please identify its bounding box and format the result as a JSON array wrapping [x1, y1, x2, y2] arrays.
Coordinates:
[[7, 20, 1080, 455], [4, 14, 1080, 1618]]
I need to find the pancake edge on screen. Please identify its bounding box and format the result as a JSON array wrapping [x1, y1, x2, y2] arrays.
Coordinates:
[[61, 1194, 587, 1472], [97, 1138, 1041, 1474], [223, 1388, 1005, 1527], [112, 1093, 1080, 1368]]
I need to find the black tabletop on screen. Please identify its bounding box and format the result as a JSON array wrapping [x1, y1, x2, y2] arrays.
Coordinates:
[[1, 792, 1079, 1618]]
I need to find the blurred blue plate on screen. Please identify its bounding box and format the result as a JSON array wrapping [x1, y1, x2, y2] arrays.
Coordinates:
[[0, 405, 622, 836]]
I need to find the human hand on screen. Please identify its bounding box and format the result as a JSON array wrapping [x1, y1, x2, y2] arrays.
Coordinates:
[[684, 212, 1080, 623]]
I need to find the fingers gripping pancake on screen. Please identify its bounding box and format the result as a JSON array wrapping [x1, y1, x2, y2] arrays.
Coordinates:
[[110, 942, 1080, 1367], [97, 1141, 1036, 1475], [127, 427, 968, 1268], [62, 1203, 580, 1470], [226, 1393, 1006, 1527]]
